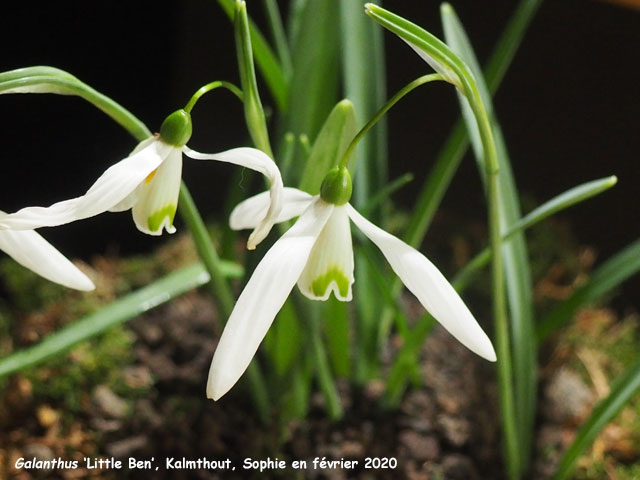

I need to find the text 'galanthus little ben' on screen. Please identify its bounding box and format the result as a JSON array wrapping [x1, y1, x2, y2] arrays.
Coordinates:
[[207, 165, 496, 401], [0, 105, 282, 251]]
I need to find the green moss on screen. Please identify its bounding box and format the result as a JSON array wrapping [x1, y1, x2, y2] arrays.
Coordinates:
[[577, 461, 640, 480], [24, 326, 137, 413], [0, 258, 68, 311], [311, 266, 350, 298]]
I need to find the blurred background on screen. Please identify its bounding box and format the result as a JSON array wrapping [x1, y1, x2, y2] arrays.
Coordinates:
[[0, 0, 638, 304]]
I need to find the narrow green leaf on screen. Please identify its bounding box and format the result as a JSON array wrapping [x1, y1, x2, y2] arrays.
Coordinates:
[[281, 355, 313, 420], [403, 0, 543, 251], [384, 314, 435, 406], [280, 0, 340, 163], [178, 184, 238, 314], [264, 299, 303, 376], [380, 0, 544, 423], [234, 0, 273, 157], [340, 0, 388, 211], [538, 238, 640, 341], [554, 354, 640, 480], [339, 3, 389, 381], [298, 99, 357, 193], [310, 305, 343, 419], [218, 0, 288, 112], [353, 251, 380, 382], [442, 5, 534, 474], [324, 298, 350, 378], [0, 263, 216, 378], [454, 176, 618, 290], [483, 0, 543, 92], [515, 177, 617, 236], [264, 0, 293, 80], [382, 175, 616, 405], [361, 173, 414, 217]]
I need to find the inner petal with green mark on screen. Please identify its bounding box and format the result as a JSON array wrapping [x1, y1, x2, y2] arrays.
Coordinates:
[[147, 204, 177, 232], [311, 265, 351, 298], [298, 204, 354, 302], [131, 148, 183, 236]]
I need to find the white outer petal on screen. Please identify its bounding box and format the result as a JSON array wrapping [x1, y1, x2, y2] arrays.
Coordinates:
[[347, 204, 496, 362], [297, 205, 354, 302], [108, 136, 160, 213], [230, 188, 314, 231], [0, 228, 94, 291], [0, 137, 170, 230], [131, 148, 183, 235], [207, 199, 334, 400], [183, 146, 283, 250]]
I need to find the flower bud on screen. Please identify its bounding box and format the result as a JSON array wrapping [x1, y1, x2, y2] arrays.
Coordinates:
[[159, 109, 192, 146], [320, 167, 352, 205]]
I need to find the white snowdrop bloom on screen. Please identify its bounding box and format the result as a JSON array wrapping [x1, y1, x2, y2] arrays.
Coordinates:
[[0, 110, 283, 249], [0, 219, 94, 291], [208, 167, 496, 400]]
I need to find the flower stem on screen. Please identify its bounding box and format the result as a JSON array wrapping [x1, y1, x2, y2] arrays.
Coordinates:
[[178, 185, 235, 314], [465, 82, 519, 479], [178, 184, 270, 423], [339, 73, 444, 170], [183, 80, 243, 113]]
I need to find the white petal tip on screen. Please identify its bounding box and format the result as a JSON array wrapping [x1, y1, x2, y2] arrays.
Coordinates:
[[77, 280, 96, 292], [206, 390, 220, 401], [246, 229, 267, 250], [485, 349, 497, 363], [472, 338, 497, 362], [206, 374, 234, 401]]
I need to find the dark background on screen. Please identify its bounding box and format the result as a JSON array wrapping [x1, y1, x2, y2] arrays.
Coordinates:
[[0, 1, 638, 303]]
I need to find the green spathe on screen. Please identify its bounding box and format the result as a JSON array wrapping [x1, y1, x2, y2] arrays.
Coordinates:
[[298, 99, 357, 194], [159, 110, 192, 147], [320, 167, 352, 205], [311, 265, 351, 298], [148, 205, 177, 232]]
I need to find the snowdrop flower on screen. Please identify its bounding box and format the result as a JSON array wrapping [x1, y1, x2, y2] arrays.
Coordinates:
[[208, 166, 496, 400], [0, 220, 94, 291], [0, 109, 282, 249]]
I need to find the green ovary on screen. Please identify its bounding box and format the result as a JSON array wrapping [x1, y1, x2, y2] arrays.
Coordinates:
[[311, 266, 350, 298], [147, 204, 177, 232]]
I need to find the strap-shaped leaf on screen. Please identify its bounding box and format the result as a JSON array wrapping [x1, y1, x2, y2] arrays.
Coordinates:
[[218, 0, 288, 112], [0, 263, 243, 378], [442, 5, 534, 474], [554, 354, 640, 480]]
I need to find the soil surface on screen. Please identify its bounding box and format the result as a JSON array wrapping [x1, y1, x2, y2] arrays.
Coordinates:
[[1, 238, 638, 479]]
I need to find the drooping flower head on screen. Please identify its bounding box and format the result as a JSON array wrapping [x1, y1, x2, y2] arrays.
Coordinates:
[[0, 109, 283, 250], [207, 166, 496, 400]]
